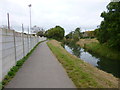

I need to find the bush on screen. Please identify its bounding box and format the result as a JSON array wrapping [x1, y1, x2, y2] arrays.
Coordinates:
[[16, 60, 25, 67], [2, 80, 8, 86], [4, 75, 10, 80], [8, 71, 15, 77], [10, 66, 19, 72]]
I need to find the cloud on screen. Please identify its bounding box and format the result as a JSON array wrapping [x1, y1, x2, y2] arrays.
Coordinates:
[[0, 0, 110, 34]]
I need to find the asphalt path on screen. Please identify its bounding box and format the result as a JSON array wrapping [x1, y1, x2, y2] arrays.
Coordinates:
[[5, 41, 76, 88]]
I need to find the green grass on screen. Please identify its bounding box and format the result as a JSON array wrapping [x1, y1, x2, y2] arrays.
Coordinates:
[[84, 42, 120, 60], [1, 40, 46, 89], [47, 40, 118, 88], [0, 82, 2, 90], [47, 41, 101, 88]]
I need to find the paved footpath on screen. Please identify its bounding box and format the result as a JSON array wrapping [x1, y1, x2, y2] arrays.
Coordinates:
[[6, 41, 76, 88]]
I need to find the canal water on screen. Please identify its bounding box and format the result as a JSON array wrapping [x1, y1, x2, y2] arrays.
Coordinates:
[[63, 43, 120, 78]]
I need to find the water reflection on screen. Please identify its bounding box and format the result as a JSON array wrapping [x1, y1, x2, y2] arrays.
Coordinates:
[[63, 43, 120, 78]]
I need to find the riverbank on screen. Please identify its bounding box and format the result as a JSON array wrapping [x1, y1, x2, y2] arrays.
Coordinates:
[[47, 40, 118, 88], [77, 39, 120, 60]]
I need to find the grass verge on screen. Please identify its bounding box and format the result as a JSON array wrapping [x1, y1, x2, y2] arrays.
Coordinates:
[[1, 40, 46, 89], [81, 42, 120, 60], [47, 40, 118, 88], [77, 39, 120, 60]]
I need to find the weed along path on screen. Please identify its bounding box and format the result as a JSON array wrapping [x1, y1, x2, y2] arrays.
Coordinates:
[[5, 41, 76, 88]]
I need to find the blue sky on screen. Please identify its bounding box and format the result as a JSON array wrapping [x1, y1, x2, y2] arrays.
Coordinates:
[[0, 0, 110, 34]]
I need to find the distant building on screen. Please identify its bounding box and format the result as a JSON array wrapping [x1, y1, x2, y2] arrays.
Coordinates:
[[81, 31, 95, 38], [82, 32, 88, 38]]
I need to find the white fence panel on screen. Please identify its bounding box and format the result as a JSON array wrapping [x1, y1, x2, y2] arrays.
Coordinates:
[[0, 28, 46, 82]]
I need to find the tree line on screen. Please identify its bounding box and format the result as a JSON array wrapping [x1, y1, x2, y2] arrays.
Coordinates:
[[33, 1, 119, 50]]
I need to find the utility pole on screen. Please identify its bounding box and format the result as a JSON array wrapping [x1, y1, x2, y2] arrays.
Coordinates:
[[7, 13, 10, 30], [28, 4, 32, 50], [28, 4, 32, 34]]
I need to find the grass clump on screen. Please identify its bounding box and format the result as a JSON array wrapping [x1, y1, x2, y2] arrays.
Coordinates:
[[0, 82, 2, 90], [84, 42, 120, 60], [47, 40, 118, 88], [77, 39, 120, 60], [1, 40, 46, 89]]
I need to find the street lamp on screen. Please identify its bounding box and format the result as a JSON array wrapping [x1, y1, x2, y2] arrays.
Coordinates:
[[28, 4, 32, 34]]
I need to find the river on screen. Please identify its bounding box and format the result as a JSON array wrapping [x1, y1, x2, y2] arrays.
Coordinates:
[[63, 43, 120, 78]]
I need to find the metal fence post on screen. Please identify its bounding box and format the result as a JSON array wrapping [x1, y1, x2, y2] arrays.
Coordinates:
[[13, 30, 17, 63], [22, 24, 25, 57], [29, 35, 31, 50], [27, 27, 29, 52], [7, 13, 10, 31]]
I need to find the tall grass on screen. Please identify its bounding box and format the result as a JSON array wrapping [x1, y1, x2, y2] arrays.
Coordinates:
[[84, 42, 120, 60]]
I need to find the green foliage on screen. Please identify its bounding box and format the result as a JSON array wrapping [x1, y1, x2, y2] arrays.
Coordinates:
[[32, 25, 45, 37], [45, 26, 65, 41], [74, 27, 82, 38], [0, 82, 2, 90], [47, 40, 118, 88], [47, 41, 100, 88], [65, 27, 82, 42], [65, 32, 73, 39], [10, 66, 19, 72], [84, 42, 120, 60], [96, 2, 120, 50], [73, 35, 79, 42], [8, 71, 15, 77], [36, 31, 44, 37], [16, 60, 25, 67], [2, 80, 8, 87]]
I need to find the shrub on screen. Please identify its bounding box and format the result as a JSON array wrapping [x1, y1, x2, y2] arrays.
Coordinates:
[[8, 71, 15, 77], [16, 60, 25, 67], [10, 66, 19, 72]]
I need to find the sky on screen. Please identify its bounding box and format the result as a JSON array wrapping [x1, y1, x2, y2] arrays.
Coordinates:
[[0, 0, 110, 34]]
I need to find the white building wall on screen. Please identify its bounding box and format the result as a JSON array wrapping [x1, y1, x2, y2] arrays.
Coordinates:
[[0, 29, 2, 82]]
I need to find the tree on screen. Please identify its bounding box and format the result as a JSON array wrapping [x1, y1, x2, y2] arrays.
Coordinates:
[[45, 26, 65, 40], [31, 25, 45, 37], [36, 31, 44, 37], [96, 1, 120, 50], [65, 27, 82, 43], [65, 32, 73, 39], [74, 27, 82, 38]]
